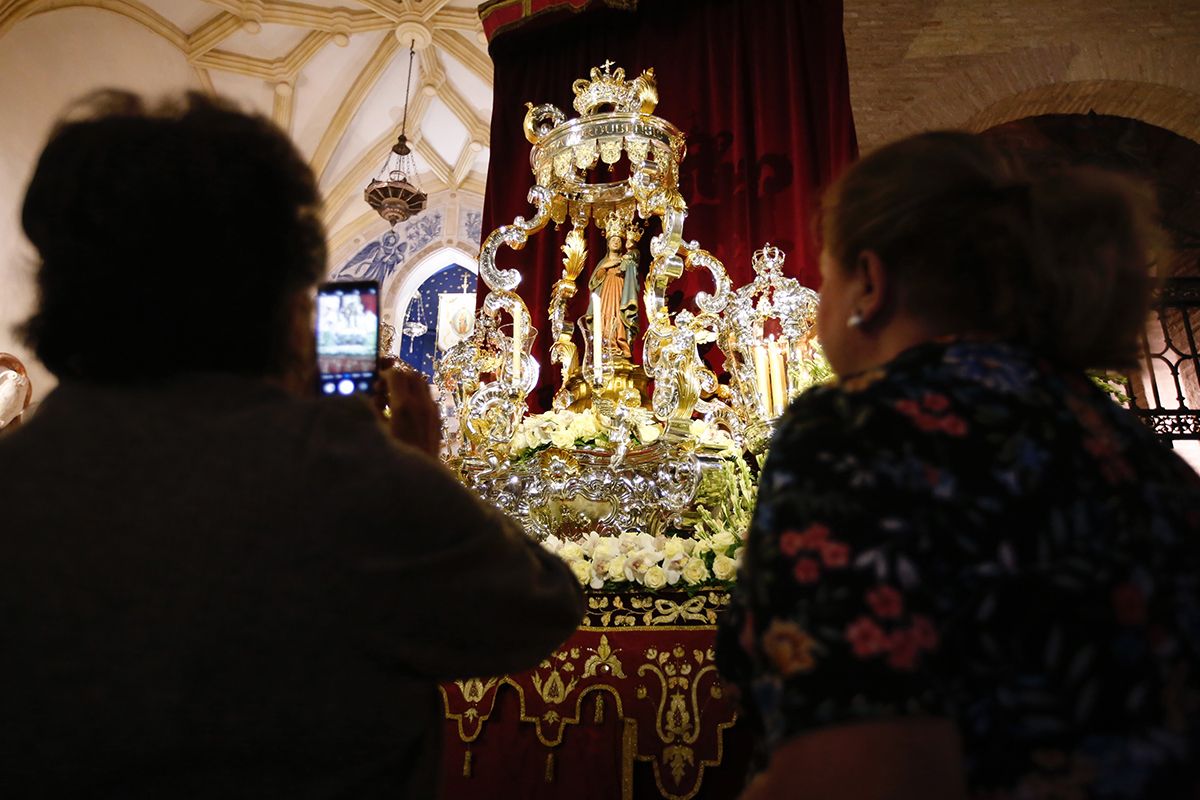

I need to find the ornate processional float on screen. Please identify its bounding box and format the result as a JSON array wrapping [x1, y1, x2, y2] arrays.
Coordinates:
[[436, 63, 830, 586]]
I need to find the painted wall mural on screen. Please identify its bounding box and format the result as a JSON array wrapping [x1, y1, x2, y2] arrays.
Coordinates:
[[333, 210, 446, 283], [463, 209, 483, 247], [399, 263, 479, 379]]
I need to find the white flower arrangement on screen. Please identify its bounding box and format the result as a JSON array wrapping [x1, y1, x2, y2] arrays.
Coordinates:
[[687, 418, 741, 457], [542, 529, 745, 591], [534, 429, 760, 592], [509, 408, 663, 460]]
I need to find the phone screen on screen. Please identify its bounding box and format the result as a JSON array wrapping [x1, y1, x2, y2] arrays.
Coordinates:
[[316, 280, 379, 396]]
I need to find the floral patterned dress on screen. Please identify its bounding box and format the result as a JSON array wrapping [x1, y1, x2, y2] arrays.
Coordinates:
[[716, 339, 1200, 798]]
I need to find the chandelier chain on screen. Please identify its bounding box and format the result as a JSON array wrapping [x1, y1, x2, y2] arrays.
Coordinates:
[[401, 38, 415, 138]]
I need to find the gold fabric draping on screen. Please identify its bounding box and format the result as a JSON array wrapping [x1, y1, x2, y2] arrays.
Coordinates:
[[440, 591, 751, 800]]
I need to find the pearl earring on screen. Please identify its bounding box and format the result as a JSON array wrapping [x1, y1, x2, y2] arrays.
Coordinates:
[[847, 311, 864, 328]]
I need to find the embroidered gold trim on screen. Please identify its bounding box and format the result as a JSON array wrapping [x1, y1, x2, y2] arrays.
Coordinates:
[[585, 591, 730, 627]]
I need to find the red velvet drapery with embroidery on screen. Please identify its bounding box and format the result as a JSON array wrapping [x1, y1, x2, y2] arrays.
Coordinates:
[[479, 0, 857, 410]]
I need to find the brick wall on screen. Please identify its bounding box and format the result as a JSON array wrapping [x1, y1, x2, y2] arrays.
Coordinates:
[[843, 0, 1200, 150]]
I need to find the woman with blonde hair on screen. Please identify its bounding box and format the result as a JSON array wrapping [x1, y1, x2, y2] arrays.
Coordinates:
[[717, 131, 1200, 799]]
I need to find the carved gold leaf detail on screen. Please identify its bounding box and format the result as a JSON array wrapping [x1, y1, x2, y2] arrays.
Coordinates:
[[662, 744, 695, 785], [531, 667, 578, 705], [456, 677, 497, 704], [583, 634, 627, 679]]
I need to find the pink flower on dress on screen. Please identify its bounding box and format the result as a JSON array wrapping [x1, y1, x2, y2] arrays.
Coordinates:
[[780, 530, 807, 557], [939, 416, 968, 437], [802, 523, 830, 544], [793, 558, 820, 584], [896, 395, 968, 436], [912, 414, 943, 432], [821, 541, 849, 568], [867, 585, 904, 619], [781, 523, 830, 557], [922, 392, 950, 412], [846, 616, 888, 657], [911, 615, 939, 650], [887, 628, 920, 670]]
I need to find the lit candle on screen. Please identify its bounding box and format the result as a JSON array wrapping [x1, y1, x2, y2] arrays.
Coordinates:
[[591, 292, 603, 385], [511, 319, 523, 383], [752, 343, 771, 416], [768, 337, 788, 416]]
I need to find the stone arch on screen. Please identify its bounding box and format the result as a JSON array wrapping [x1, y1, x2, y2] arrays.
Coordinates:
[[963, 80, 1200, 144], [0, 0, 187, 48], [875, 33, 1200, 150], [385, 244, 479, 330]]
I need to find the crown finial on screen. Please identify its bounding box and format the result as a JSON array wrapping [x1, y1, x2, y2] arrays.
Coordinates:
[[752, 243, 786, 276], [571, 61, 658, 116]]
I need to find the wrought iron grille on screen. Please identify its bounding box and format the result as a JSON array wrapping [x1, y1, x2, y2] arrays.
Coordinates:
[[1128, 277, 1200, 444]]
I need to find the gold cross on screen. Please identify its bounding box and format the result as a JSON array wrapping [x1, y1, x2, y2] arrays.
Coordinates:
[[601, 59, 614, 75]]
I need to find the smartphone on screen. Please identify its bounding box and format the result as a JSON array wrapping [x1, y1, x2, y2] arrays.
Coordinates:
[[315, 280, 380, 397]]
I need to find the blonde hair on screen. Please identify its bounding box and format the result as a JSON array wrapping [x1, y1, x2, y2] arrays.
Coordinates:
[[820, 131, 1163, 370]]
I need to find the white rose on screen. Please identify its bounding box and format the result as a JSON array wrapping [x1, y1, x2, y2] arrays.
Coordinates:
[[663, 538, 686, 559], [569, 412, 599, 441], [541, 535, 564, 555], [692, 539, 711, 557], [711, 531, 737, 552], [642, 565, 668, 590], [559, 542, 584, 562], [591, 538, 620, 569], [682, 557, 710, 585], [733, 546, 745, 566], [617, 531, 641, 553], [606, 554, 627, 581], [712, 554, 738, 581], [550, 426, 577, 449], [570, 559, 592, 585]]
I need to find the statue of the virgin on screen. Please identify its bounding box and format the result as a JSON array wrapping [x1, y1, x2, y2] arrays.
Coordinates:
[[586, 217, 640, 362]]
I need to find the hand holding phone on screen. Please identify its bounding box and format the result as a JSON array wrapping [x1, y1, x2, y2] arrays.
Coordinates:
[[316, 280, 379, 397], [378, 360, 442, 458]]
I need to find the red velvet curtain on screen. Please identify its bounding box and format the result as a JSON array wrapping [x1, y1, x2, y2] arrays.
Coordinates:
[[480, 0, 857, 410]]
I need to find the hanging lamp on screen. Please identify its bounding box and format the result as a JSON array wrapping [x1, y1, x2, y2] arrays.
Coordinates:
[[364, 38, 427, 226], [402, 290, 428, 352]]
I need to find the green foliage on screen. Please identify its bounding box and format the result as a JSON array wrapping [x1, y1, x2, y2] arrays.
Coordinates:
[[1088, 371, 1131, 406], [693, 454, 759, 543], [798, 342, 835, 391]]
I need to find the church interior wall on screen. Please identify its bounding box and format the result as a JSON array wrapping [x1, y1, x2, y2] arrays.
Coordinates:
[[0, 7, 200, 403], [2, 0, 1198, 418]]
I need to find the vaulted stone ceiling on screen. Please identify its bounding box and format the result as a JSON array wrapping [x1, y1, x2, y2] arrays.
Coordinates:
[[0, 0, 494, 257]]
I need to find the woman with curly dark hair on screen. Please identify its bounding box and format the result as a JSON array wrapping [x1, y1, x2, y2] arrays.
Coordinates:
[[0, 91, 583, 799]]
